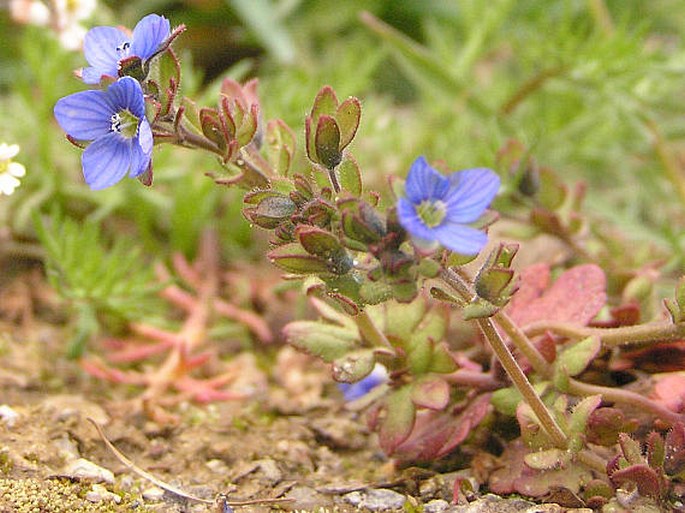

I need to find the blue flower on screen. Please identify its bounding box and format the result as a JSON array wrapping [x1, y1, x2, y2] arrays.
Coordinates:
[[338, 364, 388, 401], [54, 77, 153, 190], [397, 156, 500, 255], [81, 14, 170, 84]]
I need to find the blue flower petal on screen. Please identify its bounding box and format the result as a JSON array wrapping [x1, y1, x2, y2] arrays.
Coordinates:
[[130, 14, 170, 60], [128, 120, 153, 178], [82, 132, 132, 190], [405, 156, 449, 203], [397, 197, 437, 242], [107, 77, 145, 118], [54, 90, 113, 140], [444, 168, 500, 223], [83, 26, 128, 83], [432, 221, 488, 255]]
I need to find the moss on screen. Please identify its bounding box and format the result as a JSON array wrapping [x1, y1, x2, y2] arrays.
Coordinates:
[[0, 449, 13, 474], [0, 477, 155, 513]]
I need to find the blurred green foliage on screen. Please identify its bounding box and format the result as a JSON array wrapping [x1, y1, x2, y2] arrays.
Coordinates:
[[3, 0, 685, 345]]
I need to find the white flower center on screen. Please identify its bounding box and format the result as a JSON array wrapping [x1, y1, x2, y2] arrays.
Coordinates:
[[416, 199, 447, 228], [110, 110, 139, 138]]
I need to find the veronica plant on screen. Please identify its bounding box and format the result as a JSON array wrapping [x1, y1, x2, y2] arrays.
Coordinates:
[[51, 12, 685, 506]]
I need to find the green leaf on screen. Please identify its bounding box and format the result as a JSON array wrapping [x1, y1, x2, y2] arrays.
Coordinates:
[[336, 96, 362, 150], [297, 226, 343, 257], [568, 395, 602, 437], [283, 320, 358, 362], [555, 336, 601, 378], [315, 115, 342, 169], [267, 244, 329, 274], [310, 85, 339, 119], [266, 119, 296, 177], [338, 155, 363, 197], [332, 350, 376, 383], [524, 448, 568, 470]]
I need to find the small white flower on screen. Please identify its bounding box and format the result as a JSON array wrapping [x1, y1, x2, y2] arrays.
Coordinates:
[[0, 143, 27, 196]]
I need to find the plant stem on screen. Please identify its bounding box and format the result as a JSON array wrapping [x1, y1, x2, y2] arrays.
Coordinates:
[[440, 268, 568, 448], [494, 310, 551, 378], [524, 320, 685, 348], [478, 316, 568, 448], [327, 168, 341, 194], [567, 378, 684, 425]]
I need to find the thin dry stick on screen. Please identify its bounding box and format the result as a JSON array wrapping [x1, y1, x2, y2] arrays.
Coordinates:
[[87, 418, 293, 507]]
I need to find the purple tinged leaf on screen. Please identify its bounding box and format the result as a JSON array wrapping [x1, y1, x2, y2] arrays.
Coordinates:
[[390, 393, 491, 461], [379, 386, 416, 455], [610, 464, 666, 499]]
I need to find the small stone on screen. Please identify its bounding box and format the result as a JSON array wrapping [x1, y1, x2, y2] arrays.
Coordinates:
[[0, 404, 19, 428], [206, 458, 230, 474], [343, 488, 407, 511], [85, 483, 122, 504], [62, 458, 114, 484], [142, 486, 165, 501], [285, 485, 333, 510], [424, 499, 450, 513], [255, 458, 282, 484], [53, 435, 80, 462]]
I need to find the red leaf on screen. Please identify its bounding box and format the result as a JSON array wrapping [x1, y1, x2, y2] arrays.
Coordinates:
[[507, 264, 606, 327], [650, 374, 685, 413]]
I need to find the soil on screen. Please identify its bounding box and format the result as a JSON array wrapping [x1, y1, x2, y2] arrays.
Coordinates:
[[0, 266, 596, 513]]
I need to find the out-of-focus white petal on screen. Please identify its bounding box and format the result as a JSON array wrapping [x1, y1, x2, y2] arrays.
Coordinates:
[[0, 144, 20, 160], [8, 162, 26, 178], [10, 0, 50, 26], [0, 173, 21, 196]]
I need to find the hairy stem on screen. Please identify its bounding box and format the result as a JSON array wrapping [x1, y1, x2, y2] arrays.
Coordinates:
[[567, 377, 684, 425], [494, 310, 551, 378], [440, 268, 568, 448], [524, 320, 685, 348], [478, 316, 568, 448]]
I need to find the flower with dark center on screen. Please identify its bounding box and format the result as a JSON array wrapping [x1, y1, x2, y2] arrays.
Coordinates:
[[80, 13, 170, 84], [54, 77, 153, 189]]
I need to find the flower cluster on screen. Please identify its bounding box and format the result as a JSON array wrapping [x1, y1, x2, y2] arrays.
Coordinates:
[[53, 14, 171, 189], [0, 143, 27, 196]]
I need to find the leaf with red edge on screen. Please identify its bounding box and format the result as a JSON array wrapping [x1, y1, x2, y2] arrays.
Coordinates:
[[506, 264, 607, 327], [390, 394, 491, 461], [489, 440, 592, 497], [665, 422, 685, 477], [609, 464, 666, 499]]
